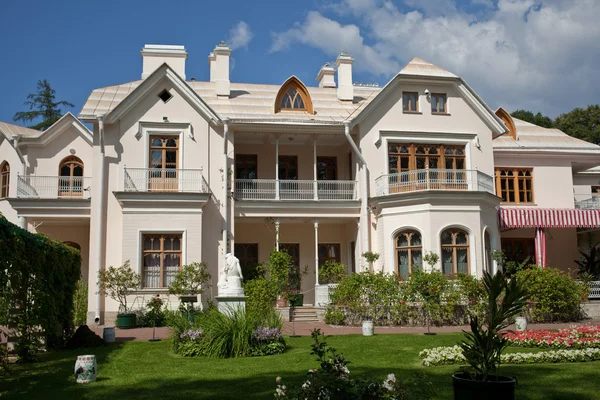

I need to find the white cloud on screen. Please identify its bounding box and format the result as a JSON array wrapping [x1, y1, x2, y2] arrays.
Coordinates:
[[228, 21, 254, 51], [269, 0, 600, 116]]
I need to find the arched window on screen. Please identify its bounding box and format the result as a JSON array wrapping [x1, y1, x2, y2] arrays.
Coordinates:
[[441, 228, 469, 275], [274, 76, 313, 114], [395, 230, 422, 278], [59, 156, 84, 197], [495, 107, 516, 139], [1, 162, 9, 198], [63, 241, 81, 251]]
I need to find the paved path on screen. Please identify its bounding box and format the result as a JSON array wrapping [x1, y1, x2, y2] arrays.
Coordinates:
[[88, 320, 600, 341]]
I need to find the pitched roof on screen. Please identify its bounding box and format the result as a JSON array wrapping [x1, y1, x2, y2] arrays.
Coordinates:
[[79, 77, 382, 124], [398, 57, 458, 78], [0, 121, 40, 137], [493, 116, 600, 152]]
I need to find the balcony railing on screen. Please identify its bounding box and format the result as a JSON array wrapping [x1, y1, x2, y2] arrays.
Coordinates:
[[575, 197, 600, 209], [17, 175, 91, 199], [124, 168, 208, 193], [375, 168, 495, 197], [234, 179, 358, 201]]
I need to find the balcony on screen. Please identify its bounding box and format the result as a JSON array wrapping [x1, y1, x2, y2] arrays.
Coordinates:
[[17, 175, 91, 199], [575, 197, 600, 209], [375, 169, 495, 197], [234, 179, 357, 201], [123, 168, 209, 193]]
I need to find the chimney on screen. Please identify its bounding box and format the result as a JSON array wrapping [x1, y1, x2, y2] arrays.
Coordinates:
[[336, 51, 354, 101], [141, 44, 187, 80], [208, 41, 231, 97], [316, 63, 336, 88]]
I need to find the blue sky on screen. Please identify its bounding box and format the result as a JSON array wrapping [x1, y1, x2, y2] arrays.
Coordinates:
[[1, 0, 598, 126]]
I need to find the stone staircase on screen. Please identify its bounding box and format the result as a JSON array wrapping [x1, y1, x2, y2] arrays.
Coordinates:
[[290, 306, 319, 322]]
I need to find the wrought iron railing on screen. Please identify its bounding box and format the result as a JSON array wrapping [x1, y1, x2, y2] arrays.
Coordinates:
[[234, 179, 357, 201], [575, 197, 600, 209], [17, 175, 91, 199], [375, 168, 495, 196], [123, 168, 208, 193]]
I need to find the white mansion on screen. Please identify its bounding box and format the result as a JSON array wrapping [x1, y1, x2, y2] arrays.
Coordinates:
[[1, 43, 599, 323]]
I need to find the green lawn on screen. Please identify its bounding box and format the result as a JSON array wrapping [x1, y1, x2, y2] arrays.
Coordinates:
[[2, 333, 599, 399]]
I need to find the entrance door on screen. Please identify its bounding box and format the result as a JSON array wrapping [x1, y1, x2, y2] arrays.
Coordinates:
[[317, 157, 338, 199]]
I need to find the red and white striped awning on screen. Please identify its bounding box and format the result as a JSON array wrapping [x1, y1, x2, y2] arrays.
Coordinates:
[[498, 207, 600, 229]]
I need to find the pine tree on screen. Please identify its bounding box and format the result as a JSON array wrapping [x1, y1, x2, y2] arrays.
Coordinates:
[[13, 80, 74, 131]]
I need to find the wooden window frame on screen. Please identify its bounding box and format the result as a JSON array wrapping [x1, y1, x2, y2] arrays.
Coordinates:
[[279, 243, 300, 267], [388, 143, 465, 173], [317, 156, 338, 180], [441, 228, 470, 275], [402, 92, 419, 113], [318, 243, 341, 266], [431, 93, 447, 114], [59, 156, 84, 197], [395, 230, 423, 277], [274, 77, 314, 114], [235, 154, 258, 179], [494, 168, 534, 204], [148, 135, 180, 191], [1, 161, 9, 198], [234, 243, 259, 269], [142, 233, 183, 288]]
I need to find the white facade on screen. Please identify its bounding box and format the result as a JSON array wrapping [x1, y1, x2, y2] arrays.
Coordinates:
[[1, 43, 600, 323]]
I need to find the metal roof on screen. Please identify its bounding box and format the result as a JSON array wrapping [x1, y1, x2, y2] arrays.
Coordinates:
[[0, 121, 40, 137]]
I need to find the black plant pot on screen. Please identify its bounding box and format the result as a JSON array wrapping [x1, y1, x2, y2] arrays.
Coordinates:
[[452, 373, 516, 400]]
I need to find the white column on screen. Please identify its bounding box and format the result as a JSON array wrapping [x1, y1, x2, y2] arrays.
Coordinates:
[[313, 138, 318, 200], [275, 219, 280, 251], [314, 220, 319, 285], [275, 136, 279, 200]]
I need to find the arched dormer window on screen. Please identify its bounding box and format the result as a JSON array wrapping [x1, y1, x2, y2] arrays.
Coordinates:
[[274, 76, 313, 114], [495, 107, 516, 139], [59, 156, 84, 197], [1, 161, 9, 198]]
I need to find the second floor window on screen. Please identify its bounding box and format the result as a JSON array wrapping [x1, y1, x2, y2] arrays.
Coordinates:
[[1, 161, 9, 198], [149, 135, 179, 191], [59, 156, 84, 196], [388, 143, 465, 173], [494, 168, 533, 203], [317, 157, 337, 180], [402, 92, 419, 112], [431, 93, 447, 113], [236, 155, 257, 179]]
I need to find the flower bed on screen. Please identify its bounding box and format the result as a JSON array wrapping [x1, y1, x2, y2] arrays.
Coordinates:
[[419, 345, 600, 367], [504, 326, 600, 349]]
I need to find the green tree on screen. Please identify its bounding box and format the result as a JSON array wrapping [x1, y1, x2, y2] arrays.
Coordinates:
[[13, 80, 74, 131], [554, 105, 600, 145], [510, 109, 554, 128]]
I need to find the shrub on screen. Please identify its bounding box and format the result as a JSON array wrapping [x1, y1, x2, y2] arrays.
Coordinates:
[[144, 295, 166, 327], [168, 262, 211, 297], [244, 277, 278, 318], [0, 217, 81, 360], [318, 260, 346, 284], [515, 267, 584, 322], [268, 250, 294, 296], [97, 260, 141, 314], [274, 329, 435, 400], [172, 307, 285, 358], [324, 307, 345, 325], [73, 280, 88, 327]]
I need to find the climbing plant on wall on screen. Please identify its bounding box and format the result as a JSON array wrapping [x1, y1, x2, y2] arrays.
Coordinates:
[[0, 216, 81, 361]]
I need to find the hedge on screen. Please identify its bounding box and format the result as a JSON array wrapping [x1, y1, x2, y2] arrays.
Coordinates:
[[0, 216, 81, 361]]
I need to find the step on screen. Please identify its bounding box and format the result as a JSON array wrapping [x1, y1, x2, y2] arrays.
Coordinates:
[[292, 316, 319, 322]]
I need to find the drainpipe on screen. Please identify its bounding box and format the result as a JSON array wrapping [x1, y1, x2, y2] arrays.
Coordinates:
[[344, 121, 369, 270], [94, 115, 106, 323], [222, 119, 230, 273], [11, 135, 27, 229]]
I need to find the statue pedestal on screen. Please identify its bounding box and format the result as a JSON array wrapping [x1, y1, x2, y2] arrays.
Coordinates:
[[216, 295, 247, 316]]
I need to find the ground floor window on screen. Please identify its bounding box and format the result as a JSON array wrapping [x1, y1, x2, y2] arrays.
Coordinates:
[[318, 243, 340, 266], [501, 238, 535, 264], [441, 228, 469, 275], [142, 233, 182, 288], [395, 230, 422, 278], [279, 243, 300, 267], [234, 243, 259, 279]]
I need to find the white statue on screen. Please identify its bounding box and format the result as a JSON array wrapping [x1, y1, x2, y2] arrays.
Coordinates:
[[218, 253, 244, 296]]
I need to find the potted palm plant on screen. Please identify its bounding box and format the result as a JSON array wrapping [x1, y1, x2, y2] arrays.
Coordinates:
[[98, 260, 141, 329], [453, 271, 528, 400]]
